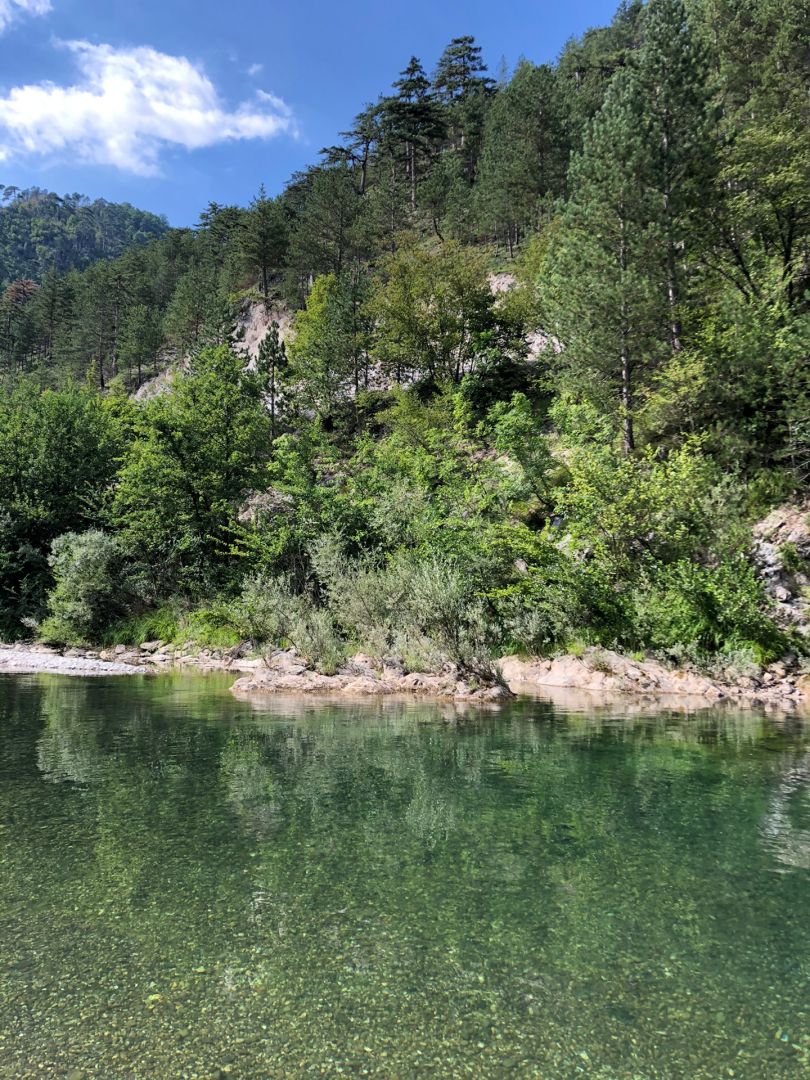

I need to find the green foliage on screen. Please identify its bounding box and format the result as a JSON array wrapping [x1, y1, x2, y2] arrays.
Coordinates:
[[101, 605, 180, 647], [229, 573, 298, 651], [240, 186, 287, 297], [312, 535, 496, 675], [287, 606, 347, 675], [368, 240, 506, 385], [407, 558, 494, 676], [485, 535, 588, 655], [112, 346, 272, 596], [0, 186, 167, 288], [41, 530, 125, 645], [0, 382, 127, 636], [287, 272, 369, 416], [633, 557, 784, 660], [310, 535, 416, 656], [475, 61, 567, 250], [0, 9, 803, 675], [487, 392, 553, 499], [544, 441, 781, 656]]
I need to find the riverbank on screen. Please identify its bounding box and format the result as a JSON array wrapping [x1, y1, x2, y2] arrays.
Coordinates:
[[231, 646, 810, 713], [2, 640, 808, 713], [0, 644, 150, 676], [0, 640, 262, 677]]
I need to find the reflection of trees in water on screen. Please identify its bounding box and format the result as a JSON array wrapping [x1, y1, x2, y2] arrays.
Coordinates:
[[12, 678, 810, 979], [220, 730, 282, 838], [761, 753, 810, 871], [36, 681, 113, 784], [4, 676, 810, 1077], [20, 677, 253, 924]]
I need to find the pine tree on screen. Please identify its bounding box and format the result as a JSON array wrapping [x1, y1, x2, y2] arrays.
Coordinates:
[[693, 0, 810, 307], [545, 1, 713, 452], [0, 279, 38, 375], [31, 270, 71, 369], [240, 186, 288, 298], [336, 102, 386, 196], [556, 0, 645, 150], [284, 165, 363, 303], [119, 304, 163, 386], [387, 57, 445, 210], [163, 262, 220, 355], [433, 36, 493, 103], [633, 0, 713, 352], [433, 36, 495, 181], [73, 260, 133, 389], [544, 70, 666, 455], [475, 62, 568, 253], [257, 320, 288, 438]]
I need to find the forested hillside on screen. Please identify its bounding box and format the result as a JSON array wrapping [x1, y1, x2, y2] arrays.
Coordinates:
[[1, 0, 808, 681], [0, 187, 168, 288]]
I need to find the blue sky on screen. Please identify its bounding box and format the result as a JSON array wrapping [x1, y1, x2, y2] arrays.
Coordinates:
[[0, 0, 619, 225]]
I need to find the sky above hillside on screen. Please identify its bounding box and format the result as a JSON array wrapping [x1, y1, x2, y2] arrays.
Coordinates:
[[0, 0, 619, 225]]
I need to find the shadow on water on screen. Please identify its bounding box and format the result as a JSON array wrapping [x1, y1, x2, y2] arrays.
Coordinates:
[[0, 671, 809, 1078]]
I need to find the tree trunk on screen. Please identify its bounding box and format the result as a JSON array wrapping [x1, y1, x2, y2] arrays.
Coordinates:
[[661, 125, 683, 353], [619, 215, 634, 455], [621, 341, 634, 456], [270, 364, 276, 440]]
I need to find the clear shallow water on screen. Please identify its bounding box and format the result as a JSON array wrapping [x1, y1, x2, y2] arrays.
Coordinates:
[[0, 675, 809, 1080]]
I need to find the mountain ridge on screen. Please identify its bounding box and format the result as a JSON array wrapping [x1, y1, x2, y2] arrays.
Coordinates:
[[0, 185, 168, 287]]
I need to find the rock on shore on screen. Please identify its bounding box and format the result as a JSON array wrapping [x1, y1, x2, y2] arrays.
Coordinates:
[[499, 648, 809, 711], [753, 500, 810, 639], [230, 650, 511, 703], [232, 646, 809, 712]]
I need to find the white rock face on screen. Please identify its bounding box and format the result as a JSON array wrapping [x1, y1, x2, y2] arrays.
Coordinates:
[[234, 300, 294, 364], [753, 501, 810, 637]]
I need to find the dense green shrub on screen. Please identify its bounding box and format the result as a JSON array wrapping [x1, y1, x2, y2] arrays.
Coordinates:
[[230, 574, 297, 651], [41, 531, 126, 645], [287, 607, 347, 675], [633, 558, 785, 661], [100, 605, 180, 647]]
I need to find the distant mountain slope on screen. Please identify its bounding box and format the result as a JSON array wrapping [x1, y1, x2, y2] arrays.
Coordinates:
[[0, 186, 168, 286]]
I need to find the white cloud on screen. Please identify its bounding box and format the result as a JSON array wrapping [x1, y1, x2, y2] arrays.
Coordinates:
[[0, 39, 294, 175], [256, 88, 291, 115], [0, 1, 52, 34], [247, 63, 263, 77]]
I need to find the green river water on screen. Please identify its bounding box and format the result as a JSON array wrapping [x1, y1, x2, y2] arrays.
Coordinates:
[[0, 672, 809, 1079]]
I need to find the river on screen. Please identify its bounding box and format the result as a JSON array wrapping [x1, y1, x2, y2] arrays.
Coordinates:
[[0, 672, 808, 1078]]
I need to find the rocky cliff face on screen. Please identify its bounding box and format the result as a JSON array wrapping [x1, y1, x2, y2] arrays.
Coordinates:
[[130, 298, 295, 402], [753, 501, 810, 640], [234, 299, 294, 363]]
